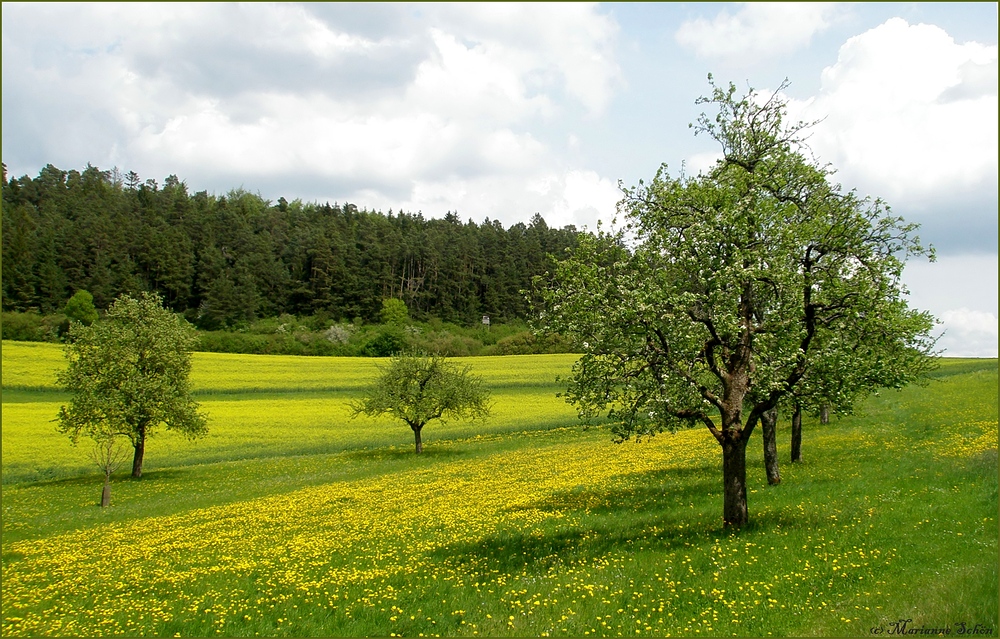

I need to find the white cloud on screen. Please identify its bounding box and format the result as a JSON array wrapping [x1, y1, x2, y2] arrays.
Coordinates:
[[404, 28, 555, 123], [675, 3, 846, 63], [786, 18, 998, 214], [2, 3, 623, 225], [936, 308, 999, 358], [903, 253, 998, 358], [543, 169, 623, 229], [360, 168, 621, 230], [426, 3, 623, 115]]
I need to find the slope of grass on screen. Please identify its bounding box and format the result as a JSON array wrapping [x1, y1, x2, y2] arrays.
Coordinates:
[[1, 342, 996, 637], [1, 342, 579, 484]]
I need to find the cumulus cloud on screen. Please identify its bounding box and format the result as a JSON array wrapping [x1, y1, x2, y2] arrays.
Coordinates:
[[784, 18, 998, 253], [675, 3, 846, 63], [530, 169, 623, 229], [350, 168, 621, 231], [936, 309, 999, 358], [424, 3, 622, 115], [1, 3, 622, 226]]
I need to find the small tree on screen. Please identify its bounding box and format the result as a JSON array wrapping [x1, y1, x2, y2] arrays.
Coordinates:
[[351, 354, 491, 453], [63, 290, 99, 326], [380, 298, 410, 326], [58, 292, 208, 478], [781, 298, 937, 463], [90, 433, 130, 507]]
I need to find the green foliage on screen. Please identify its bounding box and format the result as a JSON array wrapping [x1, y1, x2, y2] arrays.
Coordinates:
[[3, 165, 580, 325], [56, 292, 208, 477], [351, 354, 492, 452], [176, 315, 568, 358], [62, 290, 98, 326], [380, 298, 410, 325], [360, 327, 407, 357], [537, 77, 937, 526], [484, 330, 577, 356], [197, 329, 344, 357], [3, 311, 59, 342], [786, 298, 939, 418]]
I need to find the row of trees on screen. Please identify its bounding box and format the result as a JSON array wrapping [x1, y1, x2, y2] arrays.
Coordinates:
[[535, 77, 937, 527], [2, 166, 580, 327]]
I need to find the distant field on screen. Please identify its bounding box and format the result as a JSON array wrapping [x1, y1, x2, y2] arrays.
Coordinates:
[[1, 341, 996, 637], [1, 343, 579, 483]]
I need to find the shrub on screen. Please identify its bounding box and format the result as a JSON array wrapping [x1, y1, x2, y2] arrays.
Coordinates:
[[2, 311, 48, 341], [197, 331, 272, 355], [1, 311, 67, 342], [323, 324, 353, 344], [409, 330, 482, 357], [483, 330, 577, 356], [361, 328, 408, 357]]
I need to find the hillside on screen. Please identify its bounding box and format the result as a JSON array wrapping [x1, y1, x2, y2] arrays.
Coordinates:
[[1, 344, 996, 636], [3, 163, 584, 327]]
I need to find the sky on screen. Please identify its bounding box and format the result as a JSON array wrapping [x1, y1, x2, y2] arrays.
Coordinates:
[[2, 2, 997, 357]]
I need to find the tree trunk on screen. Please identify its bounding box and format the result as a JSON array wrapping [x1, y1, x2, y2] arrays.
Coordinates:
[[762, 407, 780, 485], [820, 403, 830, 425], [790, 404, 802, 463], [413, 425, 423, 454], [722, 433, 749, 527], [131, 431, 145, 478], [101, 477, 111, 508]]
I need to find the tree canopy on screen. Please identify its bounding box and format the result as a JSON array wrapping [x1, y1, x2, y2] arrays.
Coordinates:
[[536, 77, 937, 527], [57, 291, 208, 477], [351, 354, 492, 454], [63, 289, 98, 326]]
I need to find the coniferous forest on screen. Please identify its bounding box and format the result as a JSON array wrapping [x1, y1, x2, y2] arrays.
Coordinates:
[[2, 163, 584, 332]]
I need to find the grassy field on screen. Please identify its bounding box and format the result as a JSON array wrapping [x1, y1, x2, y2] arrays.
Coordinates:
[[1, 341, 997, 637]]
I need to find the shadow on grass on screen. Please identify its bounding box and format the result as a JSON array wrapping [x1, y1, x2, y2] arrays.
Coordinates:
[[2, 466, 200, 491], [128, 467, 198, 483], [343, 445, 469, 464], [432, 463, 829, 576], [431, 465, 721, 571]]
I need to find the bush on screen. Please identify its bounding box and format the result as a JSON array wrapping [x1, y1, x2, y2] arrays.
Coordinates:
[[361, 328, 408, 357], [409, 330, 482, 357], [189, 317, 573, 357], [247, 316, 283, 334], [323, 324, 353, 344], [1, 311, 66, 342], [197, 331, 273, 354], [2, 311, 47, 341], [483, 330, 577, 356]]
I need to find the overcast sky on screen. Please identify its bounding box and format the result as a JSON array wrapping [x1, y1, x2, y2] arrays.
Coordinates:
[[3, 2, 997, 356]]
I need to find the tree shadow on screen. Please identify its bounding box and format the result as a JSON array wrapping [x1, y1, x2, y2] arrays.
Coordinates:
[[342, 445, 468, 464], [2, 462, 204, 490], [432, 464, 822, 576], [128, 467, 195, 483], [430, 465, 729, 573]]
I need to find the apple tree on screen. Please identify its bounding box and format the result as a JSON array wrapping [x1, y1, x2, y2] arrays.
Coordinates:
[[536, 78, 936, 527]]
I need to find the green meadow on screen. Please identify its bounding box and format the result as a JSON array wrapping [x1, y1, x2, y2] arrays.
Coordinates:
[[1, 341, 997, 637]]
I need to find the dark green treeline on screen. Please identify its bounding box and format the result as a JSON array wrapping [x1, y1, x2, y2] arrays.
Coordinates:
[[2, 163, 582, 328]]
